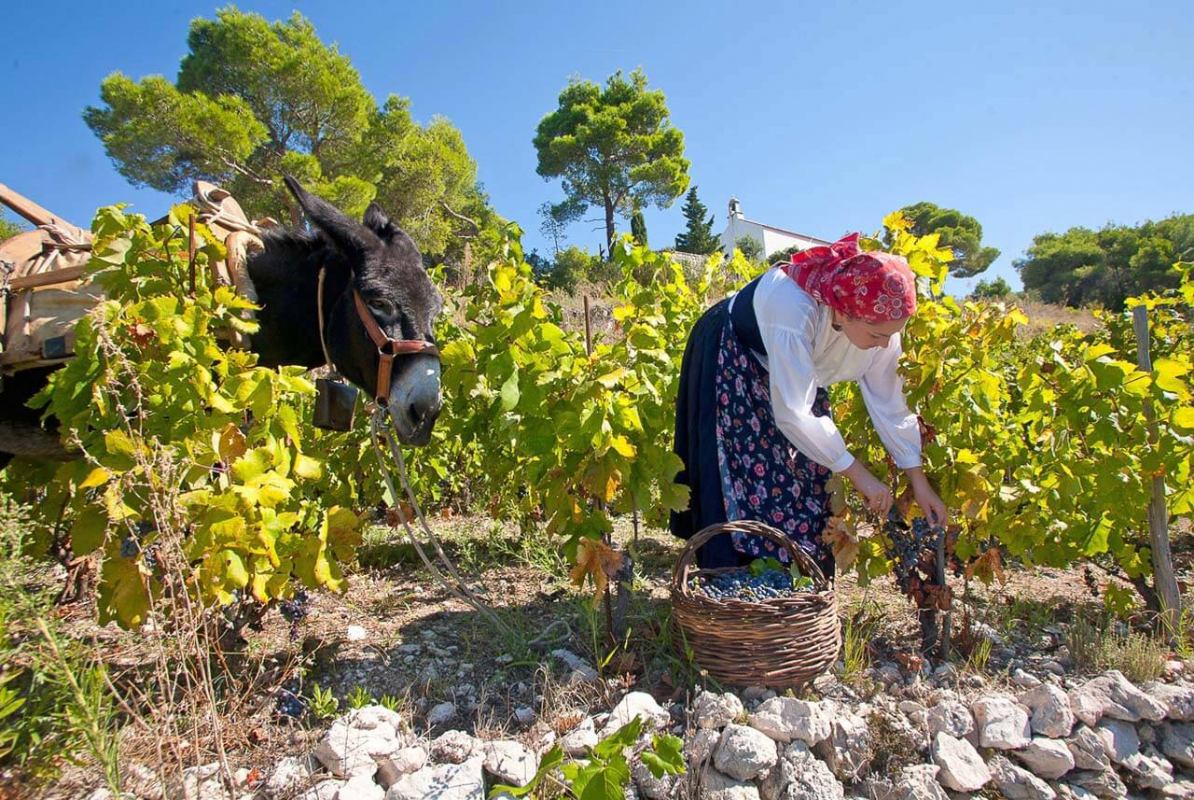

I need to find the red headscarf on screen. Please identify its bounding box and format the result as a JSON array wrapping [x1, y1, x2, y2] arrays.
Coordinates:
[[781, 233, 917, 323]]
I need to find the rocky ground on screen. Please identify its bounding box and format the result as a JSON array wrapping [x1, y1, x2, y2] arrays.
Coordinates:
[[86, 657, 1194, 799], [37, 516, 1194, 799]]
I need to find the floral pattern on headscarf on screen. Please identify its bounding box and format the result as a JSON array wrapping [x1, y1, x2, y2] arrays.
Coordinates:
[[781, 232, 917, 322]]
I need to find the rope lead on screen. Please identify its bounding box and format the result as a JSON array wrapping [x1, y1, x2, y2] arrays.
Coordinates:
[[368, 407, 510, 633]]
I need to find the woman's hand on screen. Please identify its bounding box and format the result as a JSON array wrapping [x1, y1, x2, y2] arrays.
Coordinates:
[[841, 459, 894, 516], [906, 468, 949, 527]]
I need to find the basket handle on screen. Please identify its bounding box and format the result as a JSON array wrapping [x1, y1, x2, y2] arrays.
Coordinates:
[[671, 520, 830, 596]]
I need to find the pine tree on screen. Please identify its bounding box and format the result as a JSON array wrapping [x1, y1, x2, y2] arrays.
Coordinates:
[[674, 187, 720, 254]]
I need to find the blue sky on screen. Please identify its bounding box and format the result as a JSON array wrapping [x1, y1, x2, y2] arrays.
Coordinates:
[[2, 1, 1191, 294]]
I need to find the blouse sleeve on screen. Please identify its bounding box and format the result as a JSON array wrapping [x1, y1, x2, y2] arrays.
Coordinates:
[[759, 319, 857, 474], [859, 332, 923, 469]]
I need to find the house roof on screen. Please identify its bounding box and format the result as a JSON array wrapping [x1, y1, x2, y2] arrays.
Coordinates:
[[737, 217, 831, 245]]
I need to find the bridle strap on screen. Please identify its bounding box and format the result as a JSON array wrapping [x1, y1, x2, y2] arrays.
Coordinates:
[[315, 267, 440, 405], [316, 267, 336, 371], [352, 289, 437, 405]]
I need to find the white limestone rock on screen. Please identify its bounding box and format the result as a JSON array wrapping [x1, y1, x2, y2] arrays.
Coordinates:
[[930, 732, 991, 792], [971, 694, 1032, 750], [747, 698, 832, 747]]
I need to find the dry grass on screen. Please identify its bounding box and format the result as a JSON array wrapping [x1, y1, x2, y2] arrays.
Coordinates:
[[1010, 298, 1102, 337], [1066, 615, 1169, 682]]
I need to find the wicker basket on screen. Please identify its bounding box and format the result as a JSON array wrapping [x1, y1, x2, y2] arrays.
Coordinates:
[[671, 520, 840, 689]]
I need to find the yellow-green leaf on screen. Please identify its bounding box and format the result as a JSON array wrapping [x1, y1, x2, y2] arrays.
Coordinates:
[[70, 507, 109, 556], [294, 454, 323, 480], [79, 467, 111, 490], [219, 549, 249, 588], [609, 435, 636, 458]]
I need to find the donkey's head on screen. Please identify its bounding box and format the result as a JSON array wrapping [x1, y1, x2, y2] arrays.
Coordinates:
[[283, 176, 443, 445]]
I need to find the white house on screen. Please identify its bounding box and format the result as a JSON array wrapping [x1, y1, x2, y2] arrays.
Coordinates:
[[719, 198, 828, 261]]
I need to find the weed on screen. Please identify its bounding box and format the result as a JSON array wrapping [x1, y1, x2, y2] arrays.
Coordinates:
[[1173, 598, 1194, 660], [1066, 615, 1104, 673], [866, 707, 917, 776], [964, 638, 992, 674], [1067, 614, 1168, 682], [993, 596, 1056, 642], [346, 685, 373, 710], [1101, 632, 1168, 683], [0, 496, 116, 788], [35, 620, 122, 791], [310, 683, 341, 720], [841, 599, 882, 685]]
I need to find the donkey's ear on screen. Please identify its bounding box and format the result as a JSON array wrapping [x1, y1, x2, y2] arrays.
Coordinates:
[[363, 202, 419, 254], [363, 202, 399, 242], [283, 175, 379, 256]]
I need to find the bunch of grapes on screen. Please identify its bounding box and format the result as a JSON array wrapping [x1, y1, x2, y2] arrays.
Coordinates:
[[690, 569, 811, 602], [278, 590, 310, 641], [886, 516, 937, 589], [142, 546, 159, 573], [275, 686, 308, 721], [119, 535, 140, 559], [119, 522, 161, 572], [885, 514, 955, 610]]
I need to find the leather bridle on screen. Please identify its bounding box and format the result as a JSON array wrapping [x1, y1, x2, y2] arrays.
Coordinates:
[[317, 267, 440, 405]]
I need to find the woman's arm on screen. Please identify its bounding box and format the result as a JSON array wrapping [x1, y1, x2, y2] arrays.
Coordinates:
[[858, 333, 922, 470], [860, 335, 949, 525], [761, 324, 894, 515], [765, 327, 855, 473]]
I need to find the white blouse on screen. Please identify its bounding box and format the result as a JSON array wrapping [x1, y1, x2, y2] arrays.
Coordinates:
[[727, 267, 922, 473]]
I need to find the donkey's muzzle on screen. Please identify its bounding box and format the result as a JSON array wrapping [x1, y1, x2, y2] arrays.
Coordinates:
[[389, 357, 442, 446]]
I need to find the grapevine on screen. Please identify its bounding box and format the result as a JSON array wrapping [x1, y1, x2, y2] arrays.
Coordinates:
[[5, 202, 1194, 630]]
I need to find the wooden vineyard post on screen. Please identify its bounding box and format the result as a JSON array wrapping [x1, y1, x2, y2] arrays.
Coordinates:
[[187, 215, 197, 297], [583, 295, 593, 356], [583, 294, 633, 645], [1133, 305, 1182, 637]]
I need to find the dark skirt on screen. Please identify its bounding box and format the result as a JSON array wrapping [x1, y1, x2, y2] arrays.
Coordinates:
[[670, 299, 835, 577]]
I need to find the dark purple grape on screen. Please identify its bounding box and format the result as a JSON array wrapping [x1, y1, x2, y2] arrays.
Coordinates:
[[119, 536, 139, 559], [694, 568, 809, 602], [278, 590, 311, 641], [275, 688, 308, 721]]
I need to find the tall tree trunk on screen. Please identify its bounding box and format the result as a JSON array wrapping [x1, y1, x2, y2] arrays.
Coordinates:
[[603, 194, 616, 257]]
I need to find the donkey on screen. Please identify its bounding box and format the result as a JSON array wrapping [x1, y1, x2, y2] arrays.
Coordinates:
[[0, 176, 443, 468]]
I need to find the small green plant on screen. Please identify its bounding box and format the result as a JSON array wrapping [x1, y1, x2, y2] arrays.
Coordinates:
[[310, 683, 340, 720], [490, 716, 685, 799], [1101, 632, 1168, 683], [1175, 602, 1194, 660], [379, 694, 402, 712], [964, 638, 992, 674], [1066, 615, 1105, 673], [991, 596, 1056, 643], [35, 620, 122, 792], [0, 500, 117, 788], [0, 672, 25, 759], [346, 685, 373, 710], [841, 600, 881, 685]]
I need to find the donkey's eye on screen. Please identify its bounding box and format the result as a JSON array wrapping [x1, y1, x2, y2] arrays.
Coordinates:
[[368, 298, 397, 319]]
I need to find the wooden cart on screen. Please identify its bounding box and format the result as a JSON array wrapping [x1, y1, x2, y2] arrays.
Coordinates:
[[0, 181, 271, 376]]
